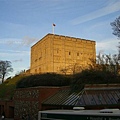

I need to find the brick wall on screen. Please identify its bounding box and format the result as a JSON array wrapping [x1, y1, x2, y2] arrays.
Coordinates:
[[0, 100, 14, 118]]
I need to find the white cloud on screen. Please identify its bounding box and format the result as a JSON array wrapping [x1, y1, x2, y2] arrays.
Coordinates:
[[21, 36, 38, 46], [0, 49, 30, 60], [12, 59, 23, 63], [71, 1, 120, 25], [0, 38, 21, 45], [0, 36, 38, 47], [96, 38, 119, 54], [0, 49, 29, 54]]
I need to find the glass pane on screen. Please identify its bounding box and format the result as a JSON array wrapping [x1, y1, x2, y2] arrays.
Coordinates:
[[75, 96, 85, 106], [92, 94, 102, 105], [107, 91, 117, 104], [102, 92, 112, 104], [82, 95, 90, 105], [87, 94, 96, 105]]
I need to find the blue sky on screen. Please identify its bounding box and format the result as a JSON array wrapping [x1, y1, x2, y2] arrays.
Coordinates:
[[0, 0, 120, 78]]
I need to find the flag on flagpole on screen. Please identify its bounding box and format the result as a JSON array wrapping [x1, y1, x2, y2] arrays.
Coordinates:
[[53, 23, 56, 26]]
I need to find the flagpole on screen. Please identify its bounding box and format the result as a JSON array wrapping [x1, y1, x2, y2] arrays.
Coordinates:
[[52, 25, 54, 34], [52, 23, 56, 34], [52, 23, 55, 73]]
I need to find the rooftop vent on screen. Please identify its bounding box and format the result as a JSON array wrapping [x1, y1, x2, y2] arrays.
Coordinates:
[[73, 107, 85, 110]]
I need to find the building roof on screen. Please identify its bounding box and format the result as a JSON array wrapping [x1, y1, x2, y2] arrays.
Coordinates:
[[42, 84, 120, 107], [31, 33, 95, 48]]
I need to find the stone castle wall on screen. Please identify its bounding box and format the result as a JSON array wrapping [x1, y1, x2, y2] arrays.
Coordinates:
[[30, 34, 96, 74]]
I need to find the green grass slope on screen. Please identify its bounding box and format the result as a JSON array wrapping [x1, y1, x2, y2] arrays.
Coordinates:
[[0, 75, 25, 100]]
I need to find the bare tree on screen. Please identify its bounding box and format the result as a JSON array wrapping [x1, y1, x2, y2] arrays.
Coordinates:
[[60, 68, 68, 75], [111, 16, 120, 38], [111, 16, 120, 60], [66, 63, 82, 75], [60, 63, 82, 75], [0, 60, 13, 83], [89, 52, 120, 75], [70, 63, 82, 74]]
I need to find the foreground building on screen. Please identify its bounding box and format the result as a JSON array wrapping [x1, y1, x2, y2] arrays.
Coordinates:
[[42, 84, 120, 109], [0, 84, 119, 119], [30, 34, 96, 74]]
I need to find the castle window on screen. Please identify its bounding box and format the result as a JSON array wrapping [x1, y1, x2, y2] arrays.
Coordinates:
[[35, 59, 37, 62], [69, 52, 71, 55], [57, 49, 59, 54], [39, 67, 41, 73], [77, 52, 79, 56]]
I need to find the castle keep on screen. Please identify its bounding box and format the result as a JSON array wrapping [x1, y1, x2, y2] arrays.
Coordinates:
[[30, 34, 96, 74]]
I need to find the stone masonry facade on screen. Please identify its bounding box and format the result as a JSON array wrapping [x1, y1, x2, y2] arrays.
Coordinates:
[[30, 34, 96, 75], [13, 86, 61, 120]]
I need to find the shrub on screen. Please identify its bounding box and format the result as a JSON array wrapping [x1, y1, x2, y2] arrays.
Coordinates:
[[16, 73, 71, 88]]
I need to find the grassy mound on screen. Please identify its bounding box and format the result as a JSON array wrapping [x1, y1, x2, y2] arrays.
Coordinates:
[[0, 70, 119, 100], [0, 75, 25, 100], [16, 73, 71, 88], [0, 73, 71, 100]]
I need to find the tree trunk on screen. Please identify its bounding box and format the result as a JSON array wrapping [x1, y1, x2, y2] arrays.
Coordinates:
[[2, 74, 5, 83]]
